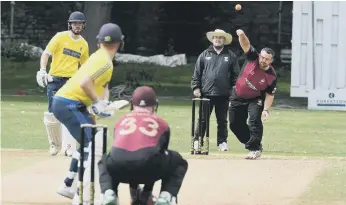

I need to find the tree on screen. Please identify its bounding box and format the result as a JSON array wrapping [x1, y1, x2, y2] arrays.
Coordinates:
[[83, 2, 113, 53], [132, 2, 163, 56]]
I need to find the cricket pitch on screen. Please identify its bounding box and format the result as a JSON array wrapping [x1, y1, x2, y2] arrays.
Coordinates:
[[1, 149, 327, 205]]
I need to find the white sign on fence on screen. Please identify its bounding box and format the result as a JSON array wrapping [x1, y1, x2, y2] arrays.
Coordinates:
[[308, 89, 346, 111]]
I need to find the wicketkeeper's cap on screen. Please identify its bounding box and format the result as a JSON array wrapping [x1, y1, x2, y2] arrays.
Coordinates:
[[131, 86, 157, 107]]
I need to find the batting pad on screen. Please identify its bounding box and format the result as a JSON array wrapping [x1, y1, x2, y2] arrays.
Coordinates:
[[61, 124, 77, 153], [80, 129, 105, 204], [43, 112, 62, 148]]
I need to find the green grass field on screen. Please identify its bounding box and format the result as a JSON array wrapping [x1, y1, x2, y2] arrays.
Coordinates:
[[2, 95, 346, 157], [1, 58, 346, 204], [297, 160, 346, 204], [1, 96, 346, 204]]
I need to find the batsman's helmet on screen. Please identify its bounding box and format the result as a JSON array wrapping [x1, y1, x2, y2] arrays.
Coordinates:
[[130, 86, 159, 112], [96, 23, 125, 51], [68, 11, 86, 35]]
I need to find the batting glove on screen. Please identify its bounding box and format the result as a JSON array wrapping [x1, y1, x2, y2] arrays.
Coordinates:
[[36, 68, 48, 88], [91, 100, 113, 118]]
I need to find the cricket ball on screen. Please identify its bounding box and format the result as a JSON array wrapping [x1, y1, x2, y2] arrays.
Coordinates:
[[235, 4, 242, 11]]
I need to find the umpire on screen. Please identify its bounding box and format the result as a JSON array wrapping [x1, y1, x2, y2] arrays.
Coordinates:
[[191, 29, 240, 152], [229, 29, 277, 160]]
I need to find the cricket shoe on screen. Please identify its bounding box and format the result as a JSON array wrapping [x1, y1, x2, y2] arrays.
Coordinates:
[[64, 145, 74, 157], [155, 191, 177, 205], [245, 149, 262, 160], [103, 189, 118, 205], [49, 144, 59, 155], [218, 142, 229, 152], [56, 184, 75, 199]]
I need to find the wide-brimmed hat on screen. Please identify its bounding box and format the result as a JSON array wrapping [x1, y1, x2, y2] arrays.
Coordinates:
[[206, 29, 233, 45]]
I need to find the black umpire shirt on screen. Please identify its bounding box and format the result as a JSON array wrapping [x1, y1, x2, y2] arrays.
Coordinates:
[[234, 46, 277, 100], [191, 46, 240, 97]]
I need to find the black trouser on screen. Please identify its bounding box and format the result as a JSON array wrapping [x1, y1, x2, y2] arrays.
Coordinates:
[[98, 150, 188, 198], [194, 96, 229, 145], [228, 90, 264, 151]]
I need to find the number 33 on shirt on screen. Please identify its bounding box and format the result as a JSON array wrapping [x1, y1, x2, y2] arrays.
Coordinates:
[[113, 112, 169, 149], [119, 117, 159, 137]]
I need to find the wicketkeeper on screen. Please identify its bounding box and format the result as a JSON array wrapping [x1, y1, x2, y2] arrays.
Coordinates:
[[97, 86, 188, 205]]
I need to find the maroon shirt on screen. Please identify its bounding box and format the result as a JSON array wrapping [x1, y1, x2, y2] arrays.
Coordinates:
[[235, 46, 277, 99], [111, 110, 170, 163]]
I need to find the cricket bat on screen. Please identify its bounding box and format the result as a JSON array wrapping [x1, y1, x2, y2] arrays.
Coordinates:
[[104, 100, 130, 112]]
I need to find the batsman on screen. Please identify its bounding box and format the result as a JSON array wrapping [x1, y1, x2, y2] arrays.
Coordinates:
[[51, 23, 124, 199], [37, 11, 89, 156], [97, 86, 189, 205]]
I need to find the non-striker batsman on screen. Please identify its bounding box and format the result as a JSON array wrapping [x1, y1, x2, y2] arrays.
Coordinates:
[[51, 23, 124, 199], [36, 11, 89, 156]]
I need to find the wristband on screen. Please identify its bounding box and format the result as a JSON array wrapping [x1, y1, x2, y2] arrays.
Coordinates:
[[263, 109, 269, 113]]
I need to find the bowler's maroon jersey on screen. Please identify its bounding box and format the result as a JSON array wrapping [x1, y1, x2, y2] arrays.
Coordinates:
[[235, 46, 277, 99]]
